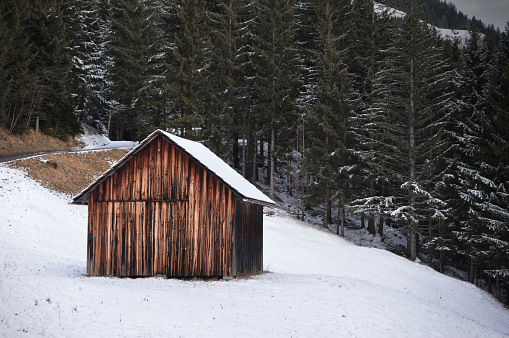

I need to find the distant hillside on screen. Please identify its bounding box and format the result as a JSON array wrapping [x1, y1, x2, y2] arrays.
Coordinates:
[[389, 0, 498, 33]]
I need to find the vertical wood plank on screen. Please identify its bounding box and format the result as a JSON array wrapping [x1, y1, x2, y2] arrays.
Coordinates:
[[162, 140, 169, 200], [87, 200, 93, 275]]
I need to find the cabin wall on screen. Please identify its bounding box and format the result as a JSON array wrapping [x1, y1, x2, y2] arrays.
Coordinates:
[[87, 199, 187, 277], [232, 202, 264, 276], [87, 135, 250, 277], [92, 135, 190, 203]]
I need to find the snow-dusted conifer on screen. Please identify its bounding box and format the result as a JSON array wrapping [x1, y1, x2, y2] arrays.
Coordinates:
[[66, 0, 110, 130], [106, 0, 159, 140], [351, 0, 454, 260], [251, 0, 299, 197], [452, 24, 509, 291], [0, 0, 38, 134], [27, 0, 81, 138], [348, 0, 391, 234], [304, 0, 353, 229], [200, 0, 251, 162], [162, 0, 206, 140]]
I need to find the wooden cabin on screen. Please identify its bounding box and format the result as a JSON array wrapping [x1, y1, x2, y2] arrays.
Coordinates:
[[72, 130, 275, 278]]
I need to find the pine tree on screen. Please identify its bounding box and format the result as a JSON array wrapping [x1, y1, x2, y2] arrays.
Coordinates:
[[26, 0, 81, 139], [66, 0, 110, 131], [106, 0, 159, 140], [447, 26, 492, 283], [251, 0, 299, 198], [352, 0, 454, 260], [348, 0, 391, 235], [201, 0, 248, 162], [0, 0, 38, 134], [423, 33, 464, 272], [303, 0, 353, 229], [163, 0, 206, 140], [292, 1, 317, 219], [453, 24, 509, 292], [230, 0, 257, 174]]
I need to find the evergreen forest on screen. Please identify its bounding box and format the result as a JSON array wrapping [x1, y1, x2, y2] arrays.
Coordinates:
[[1, 0, 508, 301]]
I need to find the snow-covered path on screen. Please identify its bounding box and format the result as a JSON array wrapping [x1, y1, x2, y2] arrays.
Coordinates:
[[1, 166, 508, 337]]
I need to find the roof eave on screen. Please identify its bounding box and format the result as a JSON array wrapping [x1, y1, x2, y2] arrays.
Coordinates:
[[242, 198, 276, 207]]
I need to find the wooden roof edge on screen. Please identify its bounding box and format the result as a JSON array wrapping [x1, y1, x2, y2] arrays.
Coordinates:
[[241, 198, 276, 207], [72, 129, 276, 207]]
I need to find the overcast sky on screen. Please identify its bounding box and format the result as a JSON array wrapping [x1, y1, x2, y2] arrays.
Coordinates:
[[450, 0, 509, 31]]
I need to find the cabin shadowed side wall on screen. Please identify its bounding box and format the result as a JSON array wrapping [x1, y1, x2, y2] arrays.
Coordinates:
[[233, 202, 263, 276]]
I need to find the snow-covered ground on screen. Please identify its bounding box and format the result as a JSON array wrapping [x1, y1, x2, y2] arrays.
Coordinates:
[[1, 165, 508, 337], [437, 27, 471, 42], [75, 125, 138, 150]]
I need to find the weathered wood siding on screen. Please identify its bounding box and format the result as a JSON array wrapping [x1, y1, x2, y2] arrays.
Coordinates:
[[233, 202, 263, 276], [92, 135, 190, 202], [87, 135, 263, 277]]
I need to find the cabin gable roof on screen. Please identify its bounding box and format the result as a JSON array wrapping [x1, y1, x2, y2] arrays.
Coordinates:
[[72, 129, 275, 206]]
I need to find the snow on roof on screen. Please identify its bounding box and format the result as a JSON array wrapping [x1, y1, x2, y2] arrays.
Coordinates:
[[73, 129, 275, 206]]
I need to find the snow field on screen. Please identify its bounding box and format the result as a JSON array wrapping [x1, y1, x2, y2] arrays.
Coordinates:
[[1, 165, 508, 337]]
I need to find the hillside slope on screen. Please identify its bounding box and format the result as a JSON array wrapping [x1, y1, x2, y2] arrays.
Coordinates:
[[0, 128, 76, 156], [0, 165, 508, 337]]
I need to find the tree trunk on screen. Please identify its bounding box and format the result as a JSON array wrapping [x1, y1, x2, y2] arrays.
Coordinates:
[[266, 131, 271, 185], [327, 198, 332, 224], [409, 230, 417, 261], [496, 273, 501, 299], [288, 162, 293, 197], [341, 207, 345, 237], [269, 128, 275, 200], [378, 215, 384, 237], [360, 214, 365, 229], [368, 216, 375, 235], [323, 183, 329, 229], [468, 257, 475, 284], [505, 284, 509, 304], [337, 204, 341, 235], [253, 135, 258, 182], [379, 186, 385, 237], [259, 136, 265, 168], [305, 172, 311, 210], [242, 118, 246, 178], [408, 26, 418, 261], [107, 111, 113, 139], [439, 250, 445, 273], [233, 132, 239, 169], [368, 179, 375, 234], [246, 118, 255, 181]]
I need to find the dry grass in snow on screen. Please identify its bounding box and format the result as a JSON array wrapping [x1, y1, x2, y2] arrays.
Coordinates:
[[7, 149, 128, 196]]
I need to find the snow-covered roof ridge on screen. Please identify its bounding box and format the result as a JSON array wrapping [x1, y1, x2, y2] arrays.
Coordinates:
[[72, 129, 275, 206]]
